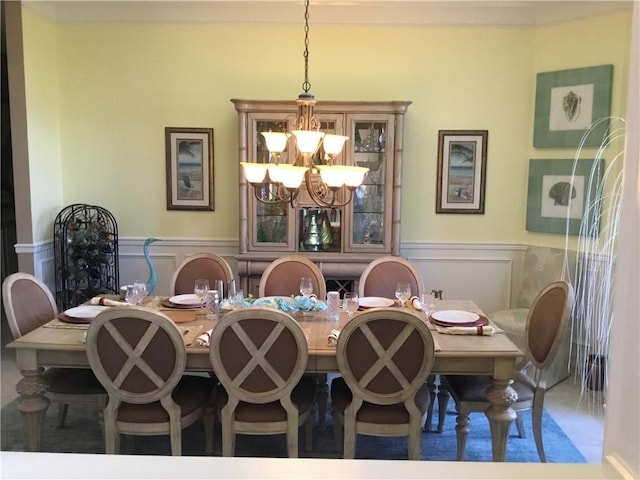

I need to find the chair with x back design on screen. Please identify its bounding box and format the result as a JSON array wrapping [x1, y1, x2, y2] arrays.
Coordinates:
[[208, 307, 315, 457], [86, 306, 215, 455], [331, 308, 436, 460]]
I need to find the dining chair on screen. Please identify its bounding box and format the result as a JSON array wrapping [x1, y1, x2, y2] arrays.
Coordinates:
[[86, 306, 215, 455], [258, 255, 326, 300], [358, 255, 424, 299], [2, 272, 107, 428], [170, 252, 234, 296], [440, 280, 573, 462], [331, 308, 436, 460], [208, 307, 315, 457]]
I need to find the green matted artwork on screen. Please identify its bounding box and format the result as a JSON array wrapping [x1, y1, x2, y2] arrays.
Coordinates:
[[533, 65, 613, 148], [526, 159, 603, 236]]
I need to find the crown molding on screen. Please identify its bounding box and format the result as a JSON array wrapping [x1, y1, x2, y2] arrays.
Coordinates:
[[22, 1, 633, 27]]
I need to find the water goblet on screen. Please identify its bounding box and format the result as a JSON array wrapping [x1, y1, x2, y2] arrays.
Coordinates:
[[194, 279, 209, 308], [420, 292, 436, 316], [300, 277, 313, 297], [124, 285, 136, 305], [343, 292, 359, 318], [395, 282, 411, 308]]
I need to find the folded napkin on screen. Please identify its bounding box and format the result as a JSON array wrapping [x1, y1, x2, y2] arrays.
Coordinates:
[[327, 329, 340, 347], [434, 325, 496, 336], [410, 296, 423, 311], [89, 296, 129, 307], [196, 329, 213, 347]]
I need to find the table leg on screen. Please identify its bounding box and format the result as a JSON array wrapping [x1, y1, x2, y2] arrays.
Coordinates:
[[436, 380, 450, 433], [423, 375, 436, 431], [484, 378, 517, 461], [16, 367, 50, 452], [315, 373, 328, 431]]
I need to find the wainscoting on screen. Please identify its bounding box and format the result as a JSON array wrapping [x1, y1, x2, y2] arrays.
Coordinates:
[[20, 238, 526, 314]]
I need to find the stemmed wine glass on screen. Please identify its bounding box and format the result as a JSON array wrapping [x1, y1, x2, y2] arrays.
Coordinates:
[[395, 282, 411, 308], [194, 279, 209, 308], [343, 292, 359, 318], [420, 292, 436, 316], [300, 277, 313, 297]]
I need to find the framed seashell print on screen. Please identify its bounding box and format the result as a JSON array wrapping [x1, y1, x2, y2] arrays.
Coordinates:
[[533, 65, 613, 148], [526, 158, 604, 235], [436, 130, 488, 214]]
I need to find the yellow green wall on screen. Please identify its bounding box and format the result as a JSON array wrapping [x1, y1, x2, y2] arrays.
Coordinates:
[[20, 8, 631, 245]]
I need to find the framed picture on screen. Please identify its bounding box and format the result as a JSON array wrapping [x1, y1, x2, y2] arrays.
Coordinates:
[[436, 130, 488, 214], [165, 127, 214, 211], [533, 65, 613, 148], [526, 158, 603, 236]]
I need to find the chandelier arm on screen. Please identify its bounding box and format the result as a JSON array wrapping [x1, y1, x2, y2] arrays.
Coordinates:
[[303, 170, 354, 208], [252, 183, 293, 205]]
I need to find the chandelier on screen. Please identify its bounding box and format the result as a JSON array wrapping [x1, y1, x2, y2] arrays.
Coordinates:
[[241, 0, 368, 208]]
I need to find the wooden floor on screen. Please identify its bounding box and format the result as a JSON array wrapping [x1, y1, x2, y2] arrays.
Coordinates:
[[0, 318, 604, 463]]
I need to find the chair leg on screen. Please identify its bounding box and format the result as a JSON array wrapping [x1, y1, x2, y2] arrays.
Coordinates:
[[315, 374, 329, 432], [203, 413, 215, 455], [423, 375, 437, 432], [286, 420, 299, 458], [57, 403, 69, 428], [455, 412, 470, 461], [437, 383, 450, 433], [408, 421, 422, 460], [333, 410, 344, 453], [515, 412, 526, 438], [532, 393, 547, 462]]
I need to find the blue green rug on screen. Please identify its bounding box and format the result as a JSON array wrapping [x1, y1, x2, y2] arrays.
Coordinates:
[[0, 398, 585, 462]]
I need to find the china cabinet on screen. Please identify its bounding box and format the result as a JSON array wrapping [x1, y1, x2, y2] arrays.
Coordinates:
[[232, 99, 411, 297]]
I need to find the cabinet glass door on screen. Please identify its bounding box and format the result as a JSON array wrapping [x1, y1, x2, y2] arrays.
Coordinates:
[[346, 115, 394, 252], [248, 117, 295, 251]]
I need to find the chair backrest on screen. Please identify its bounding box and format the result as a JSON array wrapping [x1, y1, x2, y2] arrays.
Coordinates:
[[524, 280, 573, 372], [358, 256, 424, 299], [209, 307, 308, 407], [170, 253, 234, 296], [258, 255, 326, 299], [2, 272, 58, 339], [336, 308, 435, 407], [86, 306, 186, 409]]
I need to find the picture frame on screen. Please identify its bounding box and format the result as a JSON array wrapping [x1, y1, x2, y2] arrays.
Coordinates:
[[165, 127, 214, 211], [533, 65, 613, 148], [526, 158, 603, 236], [436, 130, 488, 214]]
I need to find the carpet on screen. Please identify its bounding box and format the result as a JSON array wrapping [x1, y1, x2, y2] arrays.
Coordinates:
[[0, 399, 585, 463]]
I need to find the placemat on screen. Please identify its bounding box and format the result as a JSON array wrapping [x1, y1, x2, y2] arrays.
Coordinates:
[[44, 318, 89, 330]]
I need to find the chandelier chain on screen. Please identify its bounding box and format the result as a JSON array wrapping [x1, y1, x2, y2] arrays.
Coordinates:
[[302, 0, 311, 93]]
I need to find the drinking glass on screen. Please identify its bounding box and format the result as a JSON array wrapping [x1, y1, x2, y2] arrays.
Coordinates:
[[124, 285, 136, 305], [420, 292, 436, 315], [343, 292, 359, 318], [300, 277, 313, 297], [132, 281, 147, 306], [194, 279, 209, 306], [228, 279, 237, 300], [395, 282, 411, 308]]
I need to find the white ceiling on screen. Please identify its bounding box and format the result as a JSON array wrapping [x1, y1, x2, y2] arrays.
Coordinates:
[[23, 0, 634, 26]]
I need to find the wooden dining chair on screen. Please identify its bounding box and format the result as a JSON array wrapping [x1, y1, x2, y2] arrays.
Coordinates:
[[258, 255, 326, 300], [86, 306, 215, 455], [2, 272, 107, 428], [358, 255, 424, 299], [441, 280, 573, 462], [170, 252, 234, 296], [208, 307, 315, 457], [331, 308, 436, 460]]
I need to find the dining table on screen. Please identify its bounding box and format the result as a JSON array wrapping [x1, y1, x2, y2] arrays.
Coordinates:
[[7, 297, 521, 461]]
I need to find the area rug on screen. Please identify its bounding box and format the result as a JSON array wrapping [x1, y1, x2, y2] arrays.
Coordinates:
[[0, 399, 585, 463]]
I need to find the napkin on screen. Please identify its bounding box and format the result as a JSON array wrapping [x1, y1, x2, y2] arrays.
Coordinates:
[[327, 329, 340, 347], [434, 325, 496, 336], [89, 296, 129, 307], [196, 329, 213, 347], [410, 296, 423, 311]]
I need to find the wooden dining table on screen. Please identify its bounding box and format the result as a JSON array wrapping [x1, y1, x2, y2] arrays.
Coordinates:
[[7, 298, 521, 461]]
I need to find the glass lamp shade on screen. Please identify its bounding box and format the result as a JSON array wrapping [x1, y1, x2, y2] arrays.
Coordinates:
[[268, 164, 308, 188], [261, 132, 290, 153], [241, 162, 269, 183], [322, 134, 349, 156], [315, 165, 368, 188], [292, 130, 325, 155]]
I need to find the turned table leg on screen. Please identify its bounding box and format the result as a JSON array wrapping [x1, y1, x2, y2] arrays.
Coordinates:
[[484, 378, 517, 462], [16, 367, 50, 452]]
